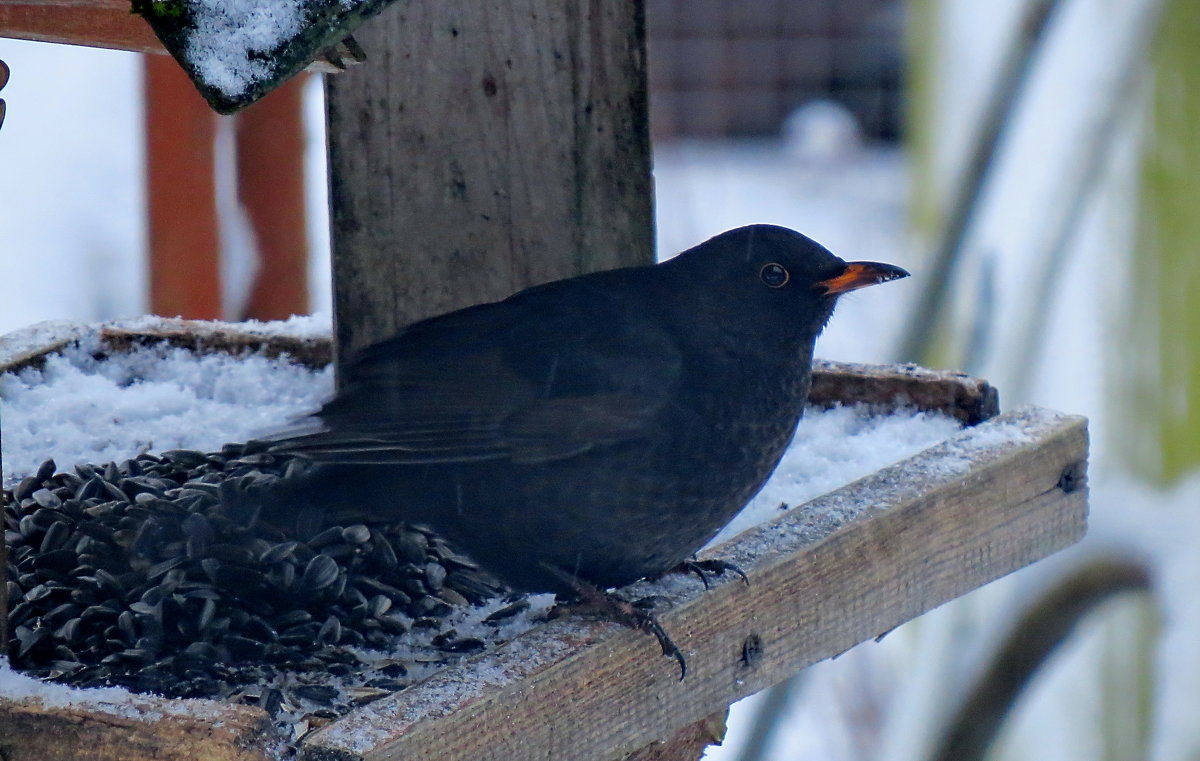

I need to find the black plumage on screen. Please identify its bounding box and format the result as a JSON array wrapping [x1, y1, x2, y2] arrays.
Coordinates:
[[266, 224, 908, 595]]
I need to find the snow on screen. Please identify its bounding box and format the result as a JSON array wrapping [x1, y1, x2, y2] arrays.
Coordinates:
[[709, 405, 961, 547], [313, 616, 582, 754], [180, 0, 339, 99], [103, 312, 333, 338], [185, 1, 303, 97], [0, 324, 332, 485], [0, 659, 235, 723]]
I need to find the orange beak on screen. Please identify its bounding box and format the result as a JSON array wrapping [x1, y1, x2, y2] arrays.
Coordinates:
[[816, 261, 910, 295]]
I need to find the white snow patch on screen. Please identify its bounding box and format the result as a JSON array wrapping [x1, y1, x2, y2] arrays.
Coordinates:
[[0, 657, 234, 722], [105, 312, 332, 338], [710, 405, 962, 546], [311, 616, 584, 754], [1, 333, 332, 485], [183, 0, 306, 98]]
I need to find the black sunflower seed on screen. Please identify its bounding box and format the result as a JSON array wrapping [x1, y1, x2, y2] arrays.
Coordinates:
[[483, 599, 530, 624], [223, 635, 265, 661], [316, 616, 341, 645], [162, 450, 209, 468], [341, 524, 371, 544], [301, 554, 339, 591], [35, 458, 58, 484], [273, 609, 312, 627], [32, 489, 62, 509], [13, 475, 41, 503], [294, 684, 339, 704], [259, 541, 298, 564]]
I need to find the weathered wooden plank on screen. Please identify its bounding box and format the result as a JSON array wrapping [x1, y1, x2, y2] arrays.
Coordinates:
[[0, 692, 276, 761], [100, 327, 332, 369], [0, 1, 164, 54], [0, 321, 333, 376], [324, 0, 654, 362], [0, 321, 95, 375], [809, 359, 1000, 425], [624, 711, 727, 761], [298, 406, 1087, 761], [2, 321, 1084, 761]]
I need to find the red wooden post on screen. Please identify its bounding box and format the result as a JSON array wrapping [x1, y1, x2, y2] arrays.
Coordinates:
[[144, 54, 223, 319], [144, 58, 310, 320], [235, 75, 311, 321]]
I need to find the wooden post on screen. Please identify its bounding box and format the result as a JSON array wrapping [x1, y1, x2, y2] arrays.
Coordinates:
[[145, 54, 223, 320], [144, 59, 311, 321], [324, 0, 654, 361], [236, 75, 311, 321]]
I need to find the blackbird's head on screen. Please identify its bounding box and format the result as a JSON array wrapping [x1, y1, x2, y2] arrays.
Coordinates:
[[668, 224, 909, 341]]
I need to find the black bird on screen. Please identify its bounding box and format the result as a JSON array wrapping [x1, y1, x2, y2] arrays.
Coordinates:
[[266, 225, 907, 667]]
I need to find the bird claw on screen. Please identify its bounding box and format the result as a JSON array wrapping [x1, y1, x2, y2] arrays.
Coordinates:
[[541, 563, 687, 679], [677, 558, 750, 589], [631, 594, 672, 612], [642, 616, 687, 680]]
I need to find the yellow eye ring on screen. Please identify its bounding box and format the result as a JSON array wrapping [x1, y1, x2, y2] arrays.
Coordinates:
[[760, 263, 790, 288]]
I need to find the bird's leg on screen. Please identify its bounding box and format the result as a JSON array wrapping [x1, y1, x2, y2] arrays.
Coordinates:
[[674, 557, 750, 590], [541, 563, 687, 679]]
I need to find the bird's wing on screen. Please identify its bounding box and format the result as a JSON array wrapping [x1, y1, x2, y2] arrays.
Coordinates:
[[268, 279, 683, 465]]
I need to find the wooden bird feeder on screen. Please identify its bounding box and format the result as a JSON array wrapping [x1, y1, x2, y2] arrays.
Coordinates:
[[2, 1, 1088, 759], [0, 318, 1088, 761], [0, 0, 385, 112]]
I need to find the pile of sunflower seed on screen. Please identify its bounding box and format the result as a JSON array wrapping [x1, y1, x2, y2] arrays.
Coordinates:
[[3, 444, 532, 737]]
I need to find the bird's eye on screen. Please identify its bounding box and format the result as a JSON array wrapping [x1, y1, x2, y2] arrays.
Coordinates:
[[760, 263, 790, 288]]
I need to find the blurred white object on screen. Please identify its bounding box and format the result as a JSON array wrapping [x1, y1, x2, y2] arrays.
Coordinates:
[[783, 100, 864, 163]]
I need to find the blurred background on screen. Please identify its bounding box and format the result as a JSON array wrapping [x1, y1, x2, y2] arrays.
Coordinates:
[[2, 0, 1197, 758]]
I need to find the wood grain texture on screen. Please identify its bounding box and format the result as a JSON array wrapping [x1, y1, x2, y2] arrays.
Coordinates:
[[623, 711, 727, 761], [298, 406, 1087, 761], [0, 697, 276, 761], [0, 321, 334, 376], [809, 359, 1000, 425], [0, 2, 164, 54], [324, 0, 654, 362]]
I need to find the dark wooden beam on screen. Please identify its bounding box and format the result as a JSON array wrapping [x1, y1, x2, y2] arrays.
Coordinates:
[[323, 0, 654, 362]]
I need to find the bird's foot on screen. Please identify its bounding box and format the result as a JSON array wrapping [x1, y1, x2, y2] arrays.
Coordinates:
[[675, 558, 750, 590], [542, 564, 687, 679], [631, 594, 672, 612]]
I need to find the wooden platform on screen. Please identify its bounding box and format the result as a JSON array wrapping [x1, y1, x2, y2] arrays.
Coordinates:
[[0, 319, 1088, 761]]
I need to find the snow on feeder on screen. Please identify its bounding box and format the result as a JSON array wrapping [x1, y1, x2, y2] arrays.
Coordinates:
[[0, 318, 1087, 761]]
